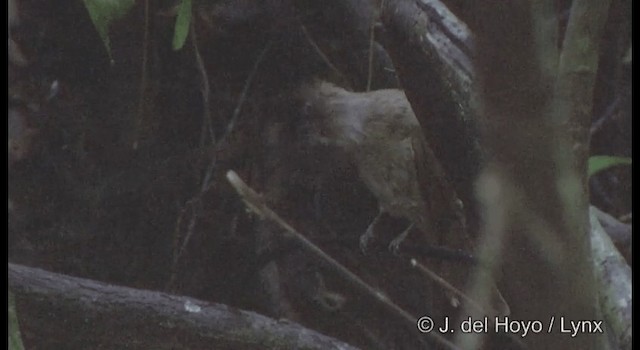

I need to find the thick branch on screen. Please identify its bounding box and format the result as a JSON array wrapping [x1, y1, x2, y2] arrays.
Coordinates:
[[380, 0, 482, 224], [590, 208, 632, 350], [592, 205, 632, 264], [9, 263, 360, 350], [469, 1, 611, 349]]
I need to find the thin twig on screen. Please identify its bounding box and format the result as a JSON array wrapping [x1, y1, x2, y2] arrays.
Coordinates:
[[200, 39, 272, 192], [366, 6, 377, 91], [225, 170, 461, 350], [410, 258, 501, 317], [299, 23, 347, 83], [412, 257, 526, 350], [133, 0, 150, 150], [190, 22, 214, 147], [590, 96, 620, 136], [168, 40, 272, 290]]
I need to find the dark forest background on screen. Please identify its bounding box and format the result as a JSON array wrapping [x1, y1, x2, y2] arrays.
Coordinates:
[[8, 1, 631, 349]]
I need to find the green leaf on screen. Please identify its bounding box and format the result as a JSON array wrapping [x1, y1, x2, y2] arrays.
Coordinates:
[[172, 0, 192, 51], [83, 0, 135, 61], [588, 155, 632, 177], [9, 291, 25, 350]]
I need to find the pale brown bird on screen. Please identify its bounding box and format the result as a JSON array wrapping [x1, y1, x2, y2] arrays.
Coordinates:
[[302, 80, 463, 250], [301, 80, 509, 316]]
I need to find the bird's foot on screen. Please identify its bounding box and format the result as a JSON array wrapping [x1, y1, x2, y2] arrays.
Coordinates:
[[359, 227, 375, 255], [360, 212, 383, 254], [388, 223, 413, 255]]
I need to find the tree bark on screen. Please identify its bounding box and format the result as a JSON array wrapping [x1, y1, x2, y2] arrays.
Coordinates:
[[380, 0, 482, 232], [590, 208, 632, 350], [463, 1, 611, 349], [9, 263, 360, 350]]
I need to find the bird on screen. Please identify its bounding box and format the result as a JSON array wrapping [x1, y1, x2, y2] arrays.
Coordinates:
[[300, 80, 509, 316], [301, 80, 463, 250]]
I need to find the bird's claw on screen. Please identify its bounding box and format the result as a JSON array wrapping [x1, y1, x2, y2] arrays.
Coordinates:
[[359, 228, 374, 255], [388, 235, 404, 255], [388, 224, 412, 255]]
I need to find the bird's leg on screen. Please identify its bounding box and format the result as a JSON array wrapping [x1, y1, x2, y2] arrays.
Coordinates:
[[389, 223, 414, 255], [359, 210, 383, 254]]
